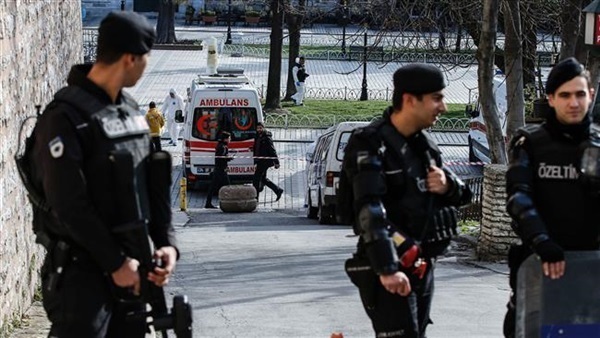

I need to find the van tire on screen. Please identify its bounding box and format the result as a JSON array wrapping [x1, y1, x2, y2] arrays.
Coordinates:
[[306, 192, 318, 219], [218, 185, 257, 212], [318, 198, 333, 225]]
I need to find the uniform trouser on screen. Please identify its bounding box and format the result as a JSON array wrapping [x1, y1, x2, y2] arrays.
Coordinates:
[[150, 136, 162, 152], [206, 167, 230, 204], [361, 261, 435, 338], [253, 163, 281, 199], [503, 245, 533, 338], [166, 119, 180, 144], [291, 82, 305, 104], [42, 255, 146, 338]]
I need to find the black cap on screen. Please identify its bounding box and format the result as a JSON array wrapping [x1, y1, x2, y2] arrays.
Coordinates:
[[393, 63, 446, 95], [545, 57, 585, 94], [98, 11, 155, 55]]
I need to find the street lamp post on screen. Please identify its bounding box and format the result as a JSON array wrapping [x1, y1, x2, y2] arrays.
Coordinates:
[[225, 0, 233, 44], [341, 0, 347, 54], [121, 0, 125, 11], [359, 25, 368, 101]]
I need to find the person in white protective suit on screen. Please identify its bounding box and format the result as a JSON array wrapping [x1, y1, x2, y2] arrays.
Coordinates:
[[291, 56, 309, 106], [162, 88, 185, 146]]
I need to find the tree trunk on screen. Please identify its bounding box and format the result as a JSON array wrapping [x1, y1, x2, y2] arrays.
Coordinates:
[[156, 0, 177, 44], [477, 0, 507, 165], [575, 20, 588, 65], [520, 3, 537, 88], [503, 0, 525, 142], [588, 53, 600, 118], [559, 0, 583, 61], [454, 26, 462, 52], [264, 0, 284, 110], [460, 12, 506, 75], [284, 0, 305, 101]]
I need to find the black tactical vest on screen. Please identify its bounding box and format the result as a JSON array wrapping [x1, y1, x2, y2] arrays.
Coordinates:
[[521, 124, 600, 250], [54, 86, 152, 228], [359, 119, 443, 239]]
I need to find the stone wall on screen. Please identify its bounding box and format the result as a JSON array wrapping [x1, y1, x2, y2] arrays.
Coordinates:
[[0, 1, 82, 335], [477, 164, 521, 261]]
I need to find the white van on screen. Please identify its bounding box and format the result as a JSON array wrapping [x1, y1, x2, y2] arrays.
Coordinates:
[[305, 121, 369, 224], [180, 70, 264, 188], [467, 75, 508, 164]]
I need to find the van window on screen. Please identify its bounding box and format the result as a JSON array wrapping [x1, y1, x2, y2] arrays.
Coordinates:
[[192, 107, 258, 141], [313, 133, 333, 163], [336, 131, 353, 161]]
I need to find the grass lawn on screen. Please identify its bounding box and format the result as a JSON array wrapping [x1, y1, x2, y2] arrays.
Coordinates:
[[279, 100, 467, 119]]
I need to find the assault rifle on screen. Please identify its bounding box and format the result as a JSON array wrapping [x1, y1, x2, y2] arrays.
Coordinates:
[[110, 149, 192, 337]]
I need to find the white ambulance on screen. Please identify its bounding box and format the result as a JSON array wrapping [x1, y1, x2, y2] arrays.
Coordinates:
[[179, 69, 264, 189]]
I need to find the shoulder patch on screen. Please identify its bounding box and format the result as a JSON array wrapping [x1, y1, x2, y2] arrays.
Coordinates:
[[48, 136, 64, 158]]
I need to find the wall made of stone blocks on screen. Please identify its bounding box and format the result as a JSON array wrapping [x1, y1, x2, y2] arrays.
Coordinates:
[[0, 1, 82, 335], [477, 164, 521, 261]]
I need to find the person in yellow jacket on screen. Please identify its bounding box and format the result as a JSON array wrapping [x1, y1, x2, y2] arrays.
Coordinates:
[[145, 101, 165, 152]]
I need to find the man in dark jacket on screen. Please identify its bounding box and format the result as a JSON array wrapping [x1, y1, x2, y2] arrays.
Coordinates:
[[205, 131, 233, 208], [28, 11, 178, 337], [503, 57, 600, 337], [339, 63, 472, 338], [253, 122, 283, 201]]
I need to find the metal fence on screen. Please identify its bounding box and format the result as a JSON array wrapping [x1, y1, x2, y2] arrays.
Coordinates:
[[230, 30, 561, 54], [82, 28, 558, 67], [265, 113, 471, 131], [461, 176, 483, 222]]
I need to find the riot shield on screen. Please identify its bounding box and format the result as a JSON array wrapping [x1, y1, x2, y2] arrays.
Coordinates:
[[516, 251, 600, 337]]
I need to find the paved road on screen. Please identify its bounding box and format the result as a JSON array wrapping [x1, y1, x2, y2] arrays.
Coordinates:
[[10, 129, 492, 338], [168, 209, 509, 338]]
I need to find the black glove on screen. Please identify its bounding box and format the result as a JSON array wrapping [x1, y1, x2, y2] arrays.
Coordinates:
[[532, 239, 564, 263]]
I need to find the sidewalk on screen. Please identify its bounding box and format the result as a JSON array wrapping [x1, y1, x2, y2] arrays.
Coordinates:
[[9, 236, 508, 338]]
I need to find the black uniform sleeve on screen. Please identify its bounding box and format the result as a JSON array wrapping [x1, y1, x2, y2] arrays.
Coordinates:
[[441, 165, 472, 207], [33, 108, 126, 273], [266, 135, 279, 166], [505, 134, 548, 242], [343, 129, 399, 275]]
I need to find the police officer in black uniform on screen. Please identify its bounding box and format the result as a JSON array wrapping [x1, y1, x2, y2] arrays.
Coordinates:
[[29, 11, 178, 337], [339, 64, 472, 338], [205, 131, 233, 208], [503, 58, 600, 337]]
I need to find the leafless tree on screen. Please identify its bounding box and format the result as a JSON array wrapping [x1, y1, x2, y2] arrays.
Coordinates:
[[264, 0, 285, 110], [156, 0, 185, 44], [283, 0, 306, 101], [559, 0, 583, 60], [503, 0, 525, 141], [477, 0, 507, 164]]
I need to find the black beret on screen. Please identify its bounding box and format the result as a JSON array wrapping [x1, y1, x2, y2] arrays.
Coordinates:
[[98, 11, 155, 55], [545, 57, 585, 94], [393, 63, 446, 95]]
